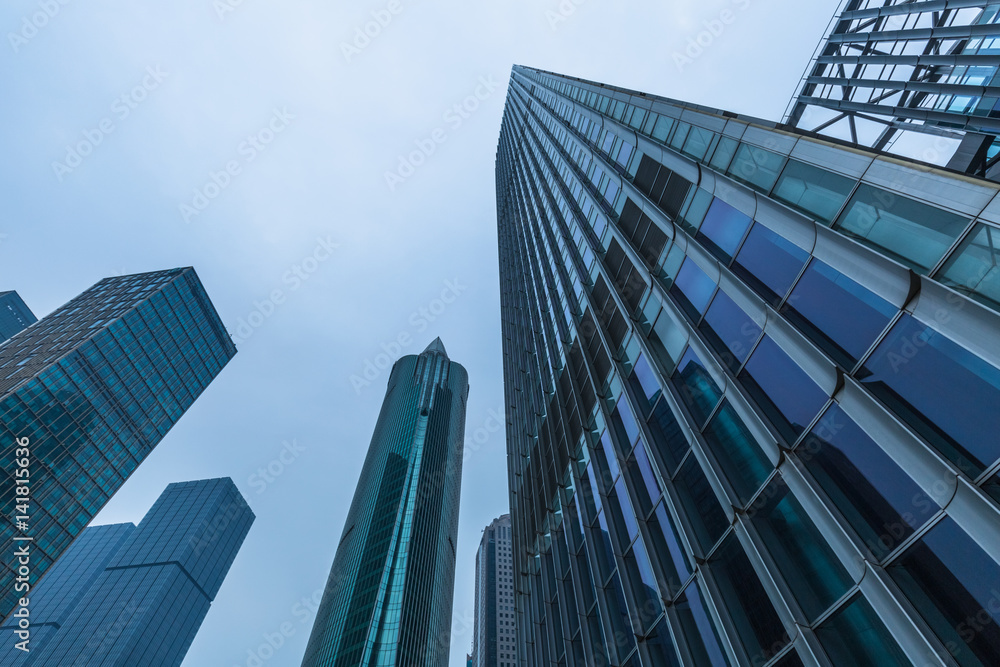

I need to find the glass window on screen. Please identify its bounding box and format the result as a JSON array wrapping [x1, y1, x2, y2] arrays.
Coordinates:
[[646, 501, 691, 596], [623, 538, 663, 633], [939, 222, 1000, 313], [606, 573, 637, 657], [800, 405, 938, 560], [627, 353, 663, 417], [674, 456, 728, 552], [609, 477, 639, 549], [675, 579, 732, 667], [646, 397, 689, 476], [739, 337, 828, 444], [709, 534, 788, 663], [834, 183, 970, 274], [748, 475, 853, 620], [732, 224, 809, 304], [815, 594, 912, 667], [772, 651, 805, 667], [594, 429, 620, 490], [699, 289, 762, 373], [859, 314, 1000, 476], [682, 127, 716, 162], [702, 401, 773, 504], [626, 441, 661, 517], [641, 617, 682, 667], [782, 259, 896, 368], [772, 159, 854, 224], [611, 399, 641, 456], [728, 143, 786, 192], [887, 517, 1000, 667], [697, 198, 753, 263], [671, 347, 723, 427], [679, 188, 714, 234], [710, 137, 739, 173], [649, 310, 688, 375], [670, 258, 717, 320]]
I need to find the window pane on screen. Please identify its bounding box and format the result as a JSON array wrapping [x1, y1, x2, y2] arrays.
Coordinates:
[[699, 289, 762, 373], [702, 401, 773, 504], [670, 259, 717, 320], [859, 314, 1000, 476], [748, 475, 853, 620], [816, 594, 912, 667], [772, 650, 805, 667], [672, 347, 723, 427], [887, 517, 1000, 667], [647, 397, 689, 476], [782, 259, 896, 367], [646, 501, 691, 596], [835, 183, 969, 273], [641, 617, 682, 667], [626, 441, 661, 517], [628, 354, 663, 417], [697, 198, 752, 263], [674, 456, 728, 552], [675, 579, 732, 667], [728, 143, 786, 192], [740, 337, 828, 444], [800, 405, 938, 560], [939, 222, 1000, 313], [772, 159, 854, 224], [708, 534, 788, 662], [623, 538, 663, 633], [606, 573, 637, 658], [733, 224, 809, 304], [611, 399, 641, 457]]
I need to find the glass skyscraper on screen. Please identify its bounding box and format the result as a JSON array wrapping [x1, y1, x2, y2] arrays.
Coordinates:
[[787, 1, 1000, 179], [0, 291, 36, 344], [301, 338, 470, 667], [496, 64, 1000, 666], [0, 268, 236, 619], [473, 514, 517, 667], [0, 477, 254, 666]]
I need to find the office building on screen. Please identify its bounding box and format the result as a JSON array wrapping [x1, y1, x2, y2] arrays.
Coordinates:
[[496, 64, 1000, 666], [301, 338, 470, 667], [787, 1, 1000, 179], [472, 514, 516, 667], [0, 478, 253, 666], [0, 268, 237, 618], [0, 291, 36, 343]]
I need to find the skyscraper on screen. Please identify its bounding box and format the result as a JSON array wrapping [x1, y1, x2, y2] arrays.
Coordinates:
[[787, 1, 1000, 179], [0, 268, 237, 618], [496, 64, 1000, 666], [301, 338, 469, 667], [472, 514, 516, 667], [0, 477, 254, 666], [0, 291, 36, 343]]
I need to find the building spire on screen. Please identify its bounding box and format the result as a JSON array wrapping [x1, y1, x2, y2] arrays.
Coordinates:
[[422, 337, 448, 357]]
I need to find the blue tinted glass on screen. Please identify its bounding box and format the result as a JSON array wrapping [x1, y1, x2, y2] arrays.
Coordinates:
[[740, 337, 828, 444], [647, 397, 689, 475], [628, 353, 662, 417], [772, 159, 854, 224], [611, 399, 640, 456], [702, 401, 773, 504], [595, 430, 620, 489], [733, 224, 809, 304], [675, 580, 731, 667], [783, 259, 896, 367], [670, 259, 716, 319], [860, 314, 1000, 476], [888, 517, 1000, 667], [647, 501, 692, 594], [672, 348, 723, 427], [816, 594, 911, 667], [697, 198, 752, 262], [674, 456, 728, 552], [800, 405, 938, 560], [699, 290, 762, 372]]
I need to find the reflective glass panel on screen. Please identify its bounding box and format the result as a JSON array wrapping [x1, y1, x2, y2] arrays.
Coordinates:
[[939, 222, 1000, 313], [697, 198, 753, 263], [772, 159, 854, 224], [702, 401, 773, 504], [699, 289, 762, 373], [673, 456, 728, 553], [733, 224, 809, 304], [815, 594, 912, 667], [670, 259, 717, 320], [672, 347, 723, 427]]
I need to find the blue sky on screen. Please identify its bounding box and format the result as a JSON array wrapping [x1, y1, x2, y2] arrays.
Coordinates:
[[0, 0, 839, 664]]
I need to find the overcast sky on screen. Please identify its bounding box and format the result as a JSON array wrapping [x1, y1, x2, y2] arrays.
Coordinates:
[[0, 1, 840, 664]]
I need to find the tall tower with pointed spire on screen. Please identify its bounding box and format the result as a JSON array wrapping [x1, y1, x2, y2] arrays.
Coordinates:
[[301, 339, 470, 667]]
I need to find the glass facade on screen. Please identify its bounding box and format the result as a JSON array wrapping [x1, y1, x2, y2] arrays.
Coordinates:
[[0, 291, 37, 344], [0, 477, 253, 666], [787, 1, 1000, 179], [300, 338, 469, 667], [0, 268, 237, 619], [473, 514, 518, 667], [496, 65, 1000, 666]]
